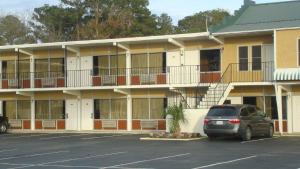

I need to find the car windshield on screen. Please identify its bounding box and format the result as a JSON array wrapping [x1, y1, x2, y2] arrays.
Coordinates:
[[207, 107, 238, 117]]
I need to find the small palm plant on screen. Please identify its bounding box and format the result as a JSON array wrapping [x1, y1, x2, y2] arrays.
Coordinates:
[[163, 103, 187, 134]]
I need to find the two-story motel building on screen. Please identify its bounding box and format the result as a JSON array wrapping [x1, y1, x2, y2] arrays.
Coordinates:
[[0, 0, 300, 135]]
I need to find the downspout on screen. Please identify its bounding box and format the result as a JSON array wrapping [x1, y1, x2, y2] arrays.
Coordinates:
[[209, 34, 224, 45]]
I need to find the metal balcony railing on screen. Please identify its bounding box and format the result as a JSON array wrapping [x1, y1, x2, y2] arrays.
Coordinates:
[[0, 62, 274, 89]]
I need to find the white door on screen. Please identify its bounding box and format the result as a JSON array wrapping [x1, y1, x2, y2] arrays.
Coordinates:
[[66, 99, 78, 130], [81, 99, 94, 130], [292, 96, 300, 132], [67, 57, 78, 87], [80, 56, 93, 87]]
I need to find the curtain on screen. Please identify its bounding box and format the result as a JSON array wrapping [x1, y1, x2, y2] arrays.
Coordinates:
[[19, 60, 30, 79], [50, 100, 64, 119], [35, 59, 48, 78], [150, 98, 164, 119], [99, 100, 110, 119], [35, 100, 49, 119], [5, 101, 16, 119], [111, 99, 127, 119], [149, 53, 163, 74], [50, 58, 64, 77], [131, 54, 148, 74], [132, 98, 149, 119], [17, 100, 31, 119]]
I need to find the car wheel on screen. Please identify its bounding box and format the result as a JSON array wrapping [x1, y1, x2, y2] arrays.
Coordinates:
[[0, 123, 7, 133], [266, 125, 274, 138], [242, 127, 252, 141]]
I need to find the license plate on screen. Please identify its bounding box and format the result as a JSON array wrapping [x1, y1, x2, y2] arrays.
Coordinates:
[[216, 121, 224, 125]]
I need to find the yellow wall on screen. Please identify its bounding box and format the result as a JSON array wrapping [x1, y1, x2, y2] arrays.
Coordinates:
[[276, 28, 300, 68], [229, 86, 275, 97], [222, 35, 273, 73]]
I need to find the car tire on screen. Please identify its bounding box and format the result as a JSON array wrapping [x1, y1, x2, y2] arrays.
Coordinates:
[[242, 127, 252, 141], [0, 122, 7, 134], [266, 125, 274, 138]]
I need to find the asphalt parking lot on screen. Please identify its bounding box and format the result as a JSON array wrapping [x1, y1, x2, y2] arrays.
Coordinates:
[[0, 133, 299, 169]]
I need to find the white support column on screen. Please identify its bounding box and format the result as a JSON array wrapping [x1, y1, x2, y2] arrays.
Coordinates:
[[126, 51, 131, 85], [30, 55, 35, 88], [275, 84, 283, 135], [127, 95, 132, 131], [287, 92, 293, 134], [77, 95, 82, 131], [0, 101, 3, 117], [30, 96, 35, 130]]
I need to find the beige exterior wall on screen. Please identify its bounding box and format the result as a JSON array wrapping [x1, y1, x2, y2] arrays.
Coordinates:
[[229, 85, 275, 97], [276, 28, 300, 68], [222, 35, 273, 73]]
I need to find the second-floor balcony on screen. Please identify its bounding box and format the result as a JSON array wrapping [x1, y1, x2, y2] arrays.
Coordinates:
[[0, 62, 274, 90]]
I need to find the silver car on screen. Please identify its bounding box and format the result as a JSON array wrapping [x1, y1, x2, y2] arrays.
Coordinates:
[[204, 104, 274, 141]]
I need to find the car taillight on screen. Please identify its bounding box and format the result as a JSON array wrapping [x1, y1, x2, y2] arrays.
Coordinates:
[[229, 119, 240, 124], [204, 119, 210, 125]]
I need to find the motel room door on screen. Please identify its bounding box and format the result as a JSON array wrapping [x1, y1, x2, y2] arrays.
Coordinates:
[[66, 99, 78, 130], [81, 99, 94, 130]]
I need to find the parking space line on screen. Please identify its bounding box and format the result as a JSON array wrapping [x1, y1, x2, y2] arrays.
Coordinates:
[[2, 134, 53, 139], [81, 134, 130, 140], [0, 150, 69, 161], [192, 155, 257, 169], [40, 134, 91, 140], [7, 152, 126, 169], [100, 153, 190, 169], [241, 137, 279, 144], [0, 149, 17, 153]]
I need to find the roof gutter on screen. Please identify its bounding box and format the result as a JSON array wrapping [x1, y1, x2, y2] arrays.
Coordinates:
[[209, 34, 224, 45]]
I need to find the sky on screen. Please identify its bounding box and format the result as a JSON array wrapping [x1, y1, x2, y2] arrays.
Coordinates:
[[0, 0, 293, 24]]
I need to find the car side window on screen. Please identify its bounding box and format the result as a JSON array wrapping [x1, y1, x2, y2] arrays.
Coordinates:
[[240, 108, 249, 116], [247, 106, 256, 116]]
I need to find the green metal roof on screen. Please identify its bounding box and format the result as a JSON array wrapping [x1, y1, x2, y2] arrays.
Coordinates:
[[211, 0, 300, 34]]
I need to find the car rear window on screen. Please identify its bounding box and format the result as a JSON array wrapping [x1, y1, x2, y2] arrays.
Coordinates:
[[207, 107, 238, 117]]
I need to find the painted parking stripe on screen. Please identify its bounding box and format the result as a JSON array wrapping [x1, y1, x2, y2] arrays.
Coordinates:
[[100, 153, 190, 169], [241, 137, 279, 144], [8, 152, 126, 169], [192, 155, 257, 169], [40, 134, 91, 140], [0, 149, 17, 153], [2, 134, 53, 139], [81, 134, 130, 140], [0, 150, 69, 161]]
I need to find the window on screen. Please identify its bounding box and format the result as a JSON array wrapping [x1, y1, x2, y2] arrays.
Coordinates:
[[94, 99, 127, 119], [3, 100, 30, 119], [207, 107, 238, 117], [132, 98, 167, 119], [239, 46, 248, 71], [131, 52, 166, 75], [2, 61, 16, 79], [252, 46, 262, 70], [93, 55, 126, 76], [35, 100, 65, 119], [35, 58, 64, 78]]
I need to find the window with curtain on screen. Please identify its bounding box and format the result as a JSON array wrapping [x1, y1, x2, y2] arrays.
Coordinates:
[[2, 61, 16, 79], [132, 98, 166, 119], [252, 46, 262, 70], [131, 53, 165, 75], [19, 59, 30, 79], [239, 46, 248, 71], [93, 55, 126, 76], [3, 101, 16, 119], [94, 99, 127, 119], [35, 100, 49, 119], [3, 100, 30, 119], [50, 58, 64, 77], [35, 58, 64, 78], [35, 100, 65, 120], [17, 100, 31, 119]]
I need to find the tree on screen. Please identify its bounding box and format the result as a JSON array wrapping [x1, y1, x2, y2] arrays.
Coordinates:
[[31, 5, 78, 42], [156, 13, 174, 35], [177, 9, 230, 33], [0, 15, 35, 45]]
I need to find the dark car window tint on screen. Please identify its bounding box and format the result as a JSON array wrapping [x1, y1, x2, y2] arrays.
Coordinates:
[[207, 107, 238, 117], [240, 108, 249, 116], [247, 106, 256, 116]]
